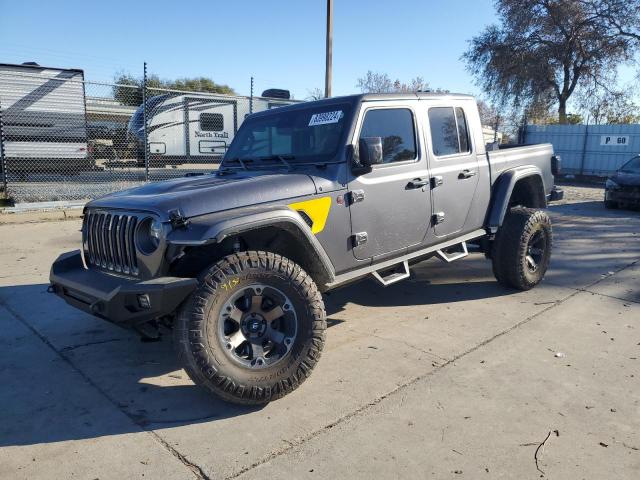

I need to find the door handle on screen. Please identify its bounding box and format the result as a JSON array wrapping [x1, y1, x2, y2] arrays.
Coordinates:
[[458, 169, 477, 179], [407, 178, 429, 189]]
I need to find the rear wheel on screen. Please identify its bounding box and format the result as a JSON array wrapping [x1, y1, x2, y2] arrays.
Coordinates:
[[491, 207, 552, 290], [604, 200, 618, 209], [174, 251, 326, 405]]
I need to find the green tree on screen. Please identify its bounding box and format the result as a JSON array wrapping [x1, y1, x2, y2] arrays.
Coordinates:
[[113, 72, 235, 106], [464, 0, 640, 124]]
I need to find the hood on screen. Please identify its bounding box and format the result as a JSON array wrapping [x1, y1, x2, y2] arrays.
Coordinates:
[[611, 171, 640, 187], [88, 172, 318, 219]]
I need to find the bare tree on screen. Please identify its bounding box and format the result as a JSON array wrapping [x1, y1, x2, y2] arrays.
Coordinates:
[[356, 71, 394, 93], [393, 76, 430, 93], [477, 99, 500, 127], [464, 0, 640, 123], [577, 84, 640, 124], [356, 71, 433, 93], [306, 87, 325, 101]]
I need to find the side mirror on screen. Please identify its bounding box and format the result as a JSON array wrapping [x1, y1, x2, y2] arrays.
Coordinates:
[[358, 137, 384, 167]]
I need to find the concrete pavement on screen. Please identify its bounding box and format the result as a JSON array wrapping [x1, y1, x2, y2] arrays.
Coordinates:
[[0, 187, 638, 479]]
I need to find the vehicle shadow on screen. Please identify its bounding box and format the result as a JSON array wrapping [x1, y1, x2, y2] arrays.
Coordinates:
[[324, 270, 513, 317], [0, 282, 266, 448], [0, 263, 511, 448]]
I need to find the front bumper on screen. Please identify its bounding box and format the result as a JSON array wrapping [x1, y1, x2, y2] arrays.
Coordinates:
[[605, 188, 640, 205], [49, 250, 197, 326]]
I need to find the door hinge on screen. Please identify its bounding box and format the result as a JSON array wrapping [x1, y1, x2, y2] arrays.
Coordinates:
[[431, 176, 444, 188], [432, 212, 445, 225], [352, 232, 368, 247], [349, 189, 365, 204]]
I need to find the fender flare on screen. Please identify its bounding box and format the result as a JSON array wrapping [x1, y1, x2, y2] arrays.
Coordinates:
[[167, 207, 336, 285], [487, 166, 545, 231]]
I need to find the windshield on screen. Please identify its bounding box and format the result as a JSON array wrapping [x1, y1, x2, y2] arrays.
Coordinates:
[[223, 103, 352, 165], [620, 155, 640, 173]]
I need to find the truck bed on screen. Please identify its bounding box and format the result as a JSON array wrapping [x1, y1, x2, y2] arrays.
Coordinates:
[[486, 143, 555, 195]]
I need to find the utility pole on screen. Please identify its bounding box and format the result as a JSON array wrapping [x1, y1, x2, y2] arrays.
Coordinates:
[[142, 61, 149, 182], [0, 95, 7, 201], [249, 76, 254, 114], [324, 0, 333, 98]]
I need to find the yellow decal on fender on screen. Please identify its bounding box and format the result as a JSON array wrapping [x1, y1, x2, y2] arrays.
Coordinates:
[[288, 197, 332, 235]]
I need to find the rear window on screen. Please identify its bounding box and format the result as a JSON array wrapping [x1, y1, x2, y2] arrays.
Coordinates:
[[429, 107, 471, 157]]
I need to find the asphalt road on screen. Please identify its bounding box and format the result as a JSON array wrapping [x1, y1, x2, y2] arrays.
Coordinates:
[[0, 186, 638, 479]]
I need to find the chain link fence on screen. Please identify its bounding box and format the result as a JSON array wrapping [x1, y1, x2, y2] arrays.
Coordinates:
[[0, 65, 297, 204]]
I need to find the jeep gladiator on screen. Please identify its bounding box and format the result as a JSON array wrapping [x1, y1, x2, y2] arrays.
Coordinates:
[[50, 93, 564, 404]]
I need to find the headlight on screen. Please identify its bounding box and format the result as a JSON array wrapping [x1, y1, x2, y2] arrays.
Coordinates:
[[605, 178, 619, 190], [149, 218, 163, 243], [136, 217, 164, 254]]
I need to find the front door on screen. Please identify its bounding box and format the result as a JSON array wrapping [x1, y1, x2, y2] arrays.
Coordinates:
[[348, 105, 432, 260], [426, 106, 480, 237]]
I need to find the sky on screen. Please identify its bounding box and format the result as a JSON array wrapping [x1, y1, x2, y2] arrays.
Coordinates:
[[0, 0, 499, 100]]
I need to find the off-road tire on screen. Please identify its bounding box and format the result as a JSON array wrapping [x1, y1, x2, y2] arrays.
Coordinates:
[[604, 200, 618, 209], [491, 207, 552, 291], [174, 251, 326, 405]]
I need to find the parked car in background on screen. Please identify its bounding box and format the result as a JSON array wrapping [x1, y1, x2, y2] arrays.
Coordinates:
[[605, 155, 640, 209]]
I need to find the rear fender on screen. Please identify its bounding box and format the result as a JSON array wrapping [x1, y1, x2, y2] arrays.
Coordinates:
[[487, 166, 545, 231]]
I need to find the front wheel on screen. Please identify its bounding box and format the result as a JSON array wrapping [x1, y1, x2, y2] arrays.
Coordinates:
[[491, 207, 552, 290], [173, 251, 326, 405]]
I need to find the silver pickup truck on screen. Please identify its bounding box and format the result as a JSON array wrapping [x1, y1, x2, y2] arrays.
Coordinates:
[[50, 92, 563, 405]]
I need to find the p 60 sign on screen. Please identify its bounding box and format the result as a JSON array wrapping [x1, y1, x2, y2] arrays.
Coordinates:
[[600, 135, 629, 146]]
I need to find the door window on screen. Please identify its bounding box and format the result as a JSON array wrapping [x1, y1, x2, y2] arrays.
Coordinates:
[[428, 107, 471, 157], [455, 107, 470, 153], [359, 108, 417, 163]]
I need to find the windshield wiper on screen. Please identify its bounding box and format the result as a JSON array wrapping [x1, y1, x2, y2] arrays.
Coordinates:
[[220, 155, 342, 173], [220, 157, 254, 171], [256, 155, 295, 170]]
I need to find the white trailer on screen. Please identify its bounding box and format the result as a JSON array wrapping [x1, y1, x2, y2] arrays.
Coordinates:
[[127, 91, 298, 165], [0, 62, 90, 173]]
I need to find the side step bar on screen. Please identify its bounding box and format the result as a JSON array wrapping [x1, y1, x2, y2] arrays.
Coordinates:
[[435, 241, 468, 263], [372, 260, 410, 287], [372, 242, 469, 287], [326, 229, 486, 290]]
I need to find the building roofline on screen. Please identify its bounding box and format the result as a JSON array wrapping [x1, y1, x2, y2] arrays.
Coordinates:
[[0, 63, 84, 74]]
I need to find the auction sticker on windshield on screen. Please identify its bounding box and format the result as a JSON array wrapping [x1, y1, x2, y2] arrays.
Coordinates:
[[309, 110, 343, 126]]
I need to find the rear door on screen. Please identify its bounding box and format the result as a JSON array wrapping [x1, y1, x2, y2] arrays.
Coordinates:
[[348, 103, 432, 260], [426, 105, 480, 237]]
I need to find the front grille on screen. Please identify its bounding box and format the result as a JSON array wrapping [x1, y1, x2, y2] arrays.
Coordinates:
[[84, 211, 139, 275]]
